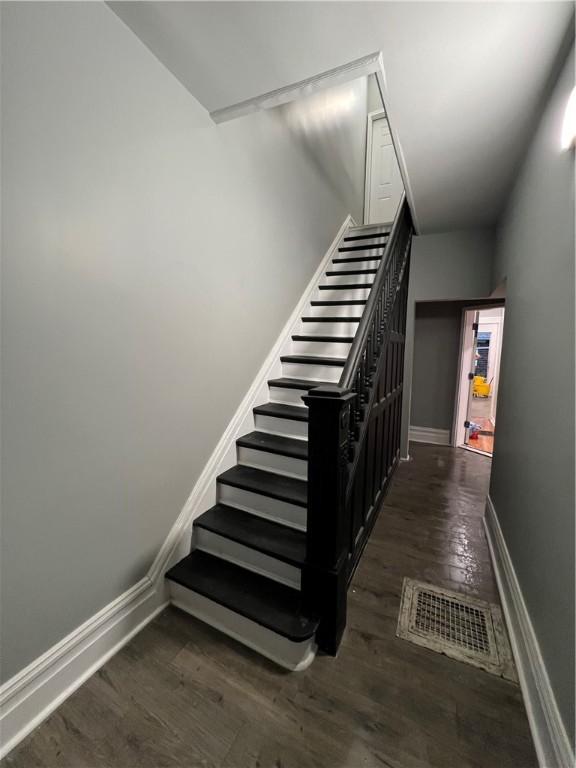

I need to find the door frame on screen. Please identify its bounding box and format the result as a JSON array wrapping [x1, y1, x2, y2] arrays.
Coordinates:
[[363, 109, 386, 224], [452, 302, 505, 451]]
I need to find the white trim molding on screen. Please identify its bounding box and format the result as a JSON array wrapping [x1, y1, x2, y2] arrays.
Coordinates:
[[0, 215, 354, 760], [484, 497, 574, 768], [210, 52, 382, 124], [409, 425, 451, 446], [210, 51, 421, 234], [0, 580, 168, 759]]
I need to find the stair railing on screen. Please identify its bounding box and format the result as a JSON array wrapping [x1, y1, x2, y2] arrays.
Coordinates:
[[303, 195, 413, 653]]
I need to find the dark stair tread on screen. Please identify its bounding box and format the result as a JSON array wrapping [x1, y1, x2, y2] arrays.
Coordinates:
[[252, 403, 309, 423], [195, 503, 306, 566], [301, 316, 360, 323], [166, 551, 318, 641], [217, 465, 307, 507], [280, 354, 346, 366], [292, 334, 354, 343], [310, 299, 367, 306], [338, 243, 388, 253], [318, 283, 372, 291], [325, 269, 378, 276], [332, 255, 383, 264], [237, 430, 308, 458], [343, 231, 390, 242], [268, 376, 333, 390]]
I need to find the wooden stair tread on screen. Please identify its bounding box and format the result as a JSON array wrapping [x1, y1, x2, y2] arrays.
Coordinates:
[[253, 403, 309, 422], [166, 551, 318, 641], [237, 430, 308, 457], [217, 465, 307, 508], [195, 503, 306, 566]]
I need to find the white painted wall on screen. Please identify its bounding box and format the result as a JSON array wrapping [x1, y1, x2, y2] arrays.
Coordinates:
[[0, 2, 369, 682], [109, 1, 574, 232], [400, 229, 495, 457], [489, 41, 575, 747]]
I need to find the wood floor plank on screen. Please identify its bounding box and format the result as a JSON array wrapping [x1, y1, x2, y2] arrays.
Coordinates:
[[2, 443, 537, 768]]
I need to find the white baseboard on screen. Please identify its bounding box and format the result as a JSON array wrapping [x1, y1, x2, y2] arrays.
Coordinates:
[[484, 497, 574, 768], [0, 579, 168, 759], [409, 425, 451, 446], [0, 215, 354, 759]]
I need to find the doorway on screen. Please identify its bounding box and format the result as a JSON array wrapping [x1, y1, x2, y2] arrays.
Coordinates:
[[454, 306, 505, 456], [364, 110, 404, 224]]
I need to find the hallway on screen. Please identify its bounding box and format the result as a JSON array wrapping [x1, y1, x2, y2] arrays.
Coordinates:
[[3, 445, 536, 768]]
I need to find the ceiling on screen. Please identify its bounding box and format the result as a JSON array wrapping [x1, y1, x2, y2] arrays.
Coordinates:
[[109, 2, 574, 233]]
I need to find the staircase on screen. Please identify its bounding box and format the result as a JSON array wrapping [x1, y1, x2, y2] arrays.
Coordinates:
[[166, 214, 410, 671]]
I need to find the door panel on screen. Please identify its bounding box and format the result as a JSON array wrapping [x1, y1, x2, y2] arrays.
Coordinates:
[[368, 117, 403, 224]]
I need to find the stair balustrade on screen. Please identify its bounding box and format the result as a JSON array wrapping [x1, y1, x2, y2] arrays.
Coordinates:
[[303, 195, 414, 653]]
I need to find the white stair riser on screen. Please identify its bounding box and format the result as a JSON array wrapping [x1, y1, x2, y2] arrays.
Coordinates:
[[268, 386, 309, 407], [170, 584, 316, 671], [338, 247, 387, 260], [347, 225, 390, 235], [238, 445, 307, 480], [281, 361, 342, 383], [332, 258, 382, 271], [194, 529, 301, 589], [292, 339, 352, 357], [299, 320, 359, 337], [307, 303, 365, 319], [218, 485, 307, 530], [254, 413, 308, 439], [316, 287, 370, 302], [324, 272, 375, 286]]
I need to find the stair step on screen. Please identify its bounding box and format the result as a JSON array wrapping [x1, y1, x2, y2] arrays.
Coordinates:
[[280, 355, 346, 367], [218, 465, 307, 508], [237, 430, 308, 458], [325, 269, 378, 277], [301, 316, 360, 323], [338, 243, 387, 253], [267, 377, 331, 406], [292, 334, 354, 344], [253, 403, 308, 423], [347, 224, 391, 233], [343, 231, 390, 242], [268, 376, 332, 390], [318, 283, 372, 291], [311, 299, 367, 306], [195, 504, 306, 567], [332, 255, 383, 265], [166, 551, 318, 641]]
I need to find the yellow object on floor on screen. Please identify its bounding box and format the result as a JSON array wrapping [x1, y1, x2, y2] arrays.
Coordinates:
[[473, 376, 491, 397]]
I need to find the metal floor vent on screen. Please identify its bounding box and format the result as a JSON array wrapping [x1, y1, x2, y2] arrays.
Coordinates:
[[397, 579, 517, 681]]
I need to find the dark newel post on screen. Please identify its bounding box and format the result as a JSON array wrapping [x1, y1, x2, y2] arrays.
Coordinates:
[[302, 385, 356, 655]]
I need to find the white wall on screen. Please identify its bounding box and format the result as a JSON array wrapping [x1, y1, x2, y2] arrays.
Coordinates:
[[109, 1, 574, 232], [401, 229, 495, 456], [489, 42, 575, 746], [0, 2, 368, 682]]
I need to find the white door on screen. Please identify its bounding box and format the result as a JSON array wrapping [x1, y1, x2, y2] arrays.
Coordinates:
[[366, 116, 403, 224]]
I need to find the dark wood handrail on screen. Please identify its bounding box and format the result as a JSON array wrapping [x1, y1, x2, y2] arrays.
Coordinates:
[[339, 193, 407, 389]]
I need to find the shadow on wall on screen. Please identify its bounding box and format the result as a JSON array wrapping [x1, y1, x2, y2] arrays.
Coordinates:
[[280, 77, 370, 224]]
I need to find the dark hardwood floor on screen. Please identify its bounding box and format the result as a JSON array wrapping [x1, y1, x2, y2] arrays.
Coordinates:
[[3, 444, 537, 768]]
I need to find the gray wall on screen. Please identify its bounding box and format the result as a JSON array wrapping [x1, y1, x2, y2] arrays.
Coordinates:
[[401, 230, 495, 455], [411, 303, 463, 431], [489, 43, 575, 744], [0, 2, 368, 681]]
